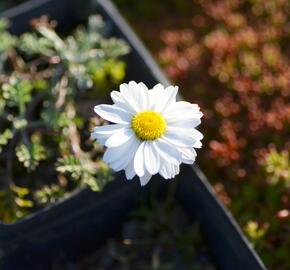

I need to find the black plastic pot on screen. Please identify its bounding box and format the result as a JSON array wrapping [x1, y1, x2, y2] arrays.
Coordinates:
[[0, 0, 267, 269]]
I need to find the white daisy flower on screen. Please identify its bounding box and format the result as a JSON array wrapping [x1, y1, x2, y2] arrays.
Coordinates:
[[92, 81, 203, 186]]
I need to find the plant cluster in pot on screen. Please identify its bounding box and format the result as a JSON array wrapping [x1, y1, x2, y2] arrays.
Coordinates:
[[0, 14, 129, 224]]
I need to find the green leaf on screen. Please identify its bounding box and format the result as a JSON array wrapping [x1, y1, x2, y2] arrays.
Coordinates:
[[14, 197, 34, 208], [16, 139, 46, 171], [0, 19, 17, 53], [0, 31, 17, 53], [262, 149, 290, 186], [37, 26, 66, 52], [10, 183, 30, 197], [13, 118, 28, 130], [56, 155, 83, 180], [34, 184, 66, 205], [0, 128, 13, 152], [2, 77, 33, 113], [20, 32, 54, 56]]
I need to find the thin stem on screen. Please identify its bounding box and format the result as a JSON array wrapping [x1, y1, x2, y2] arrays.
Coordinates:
[[21, 129, 30, 147], [26, 120, 46, 129], [164, 179, 178, 207], [55, 75, 68, 109], [25, 91, 47, 120], [4, 130, 18, 189]]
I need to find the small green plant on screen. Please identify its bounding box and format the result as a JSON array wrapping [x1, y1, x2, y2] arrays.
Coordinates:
[[262, 148, 290, 186], [0, 15, 129, 223], [244, 221, 268, 247]]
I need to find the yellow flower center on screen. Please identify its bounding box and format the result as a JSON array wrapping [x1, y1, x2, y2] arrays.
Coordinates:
[[131, 111, 166, 141]]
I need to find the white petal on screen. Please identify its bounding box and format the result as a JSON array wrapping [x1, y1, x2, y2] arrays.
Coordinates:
[[134, 142, 146, 177], [139, 82, 149, 91], [164, 102, 202, 128], [94, 104, 132, 124], [92, 124, 127, 138], [128, 81, 149, 111], [119, 83, 138, 112], [152, 83, 165, 92], [105, 128, 134, 147], [159, 163, 180, 179], [139, 170, 152, 186], [144, 141, 160, 175], [125, 160, 135, 180], [104, 136, 140, 171], [166, 117, 201, 129], [179, 147, 197, 164], [159, 163, 172, 179], [155, 139, 181, 165], [148, 84, 165, 109], [164, 101, 202, 128], [110, 91, 136, 113], [193, 140, 203, 148], [163, 128, 203, 149], [120, 81, 149, 112], [173, 164, 180, 176], [191, 129, 204, 141], [164, 101, 202, 118], [119, 83, 129, 94], [154, 85, 178, 112], [163, 127, 203, 147], [110, 90, 123, 104], [93, 123, 127, 134]]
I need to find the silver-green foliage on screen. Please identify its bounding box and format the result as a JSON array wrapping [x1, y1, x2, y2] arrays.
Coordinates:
[[0, 15, 128, 223]]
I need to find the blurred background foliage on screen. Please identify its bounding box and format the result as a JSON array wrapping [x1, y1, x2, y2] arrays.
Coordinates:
[[111, 0, 289, 269], [0, 15, 128, 223]]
